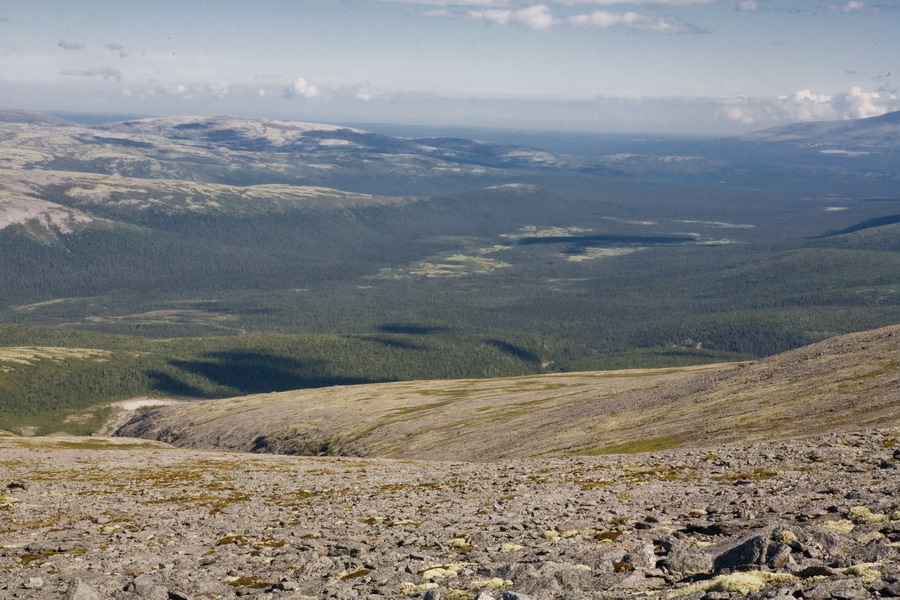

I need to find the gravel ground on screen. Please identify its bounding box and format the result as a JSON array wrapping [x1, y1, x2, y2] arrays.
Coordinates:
[[2, 429, 899, 600]]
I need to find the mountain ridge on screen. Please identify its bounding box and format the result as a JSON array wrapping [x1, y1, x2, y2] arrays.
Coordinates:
[[116, 324, 900, 461], [732, 110, 900, 150]]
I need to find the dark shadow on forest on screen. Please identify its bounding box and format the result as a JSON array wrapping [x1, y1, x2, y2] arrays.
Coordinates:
[[369, 336, 424, 350], [147, 350, 383, 398], [377, 323, 451, 335], [193, 303, 275, 316], [819, 214, 900, 237], [145, 371, 210, 398], [485, 339, 541, 364]]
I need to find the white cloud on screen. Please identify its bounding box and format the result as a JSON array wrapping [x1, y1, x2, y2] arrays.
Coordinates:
[[333, 0, 714, 6], [739, 1, 892, 14], [718, 86, 899, 125], [366, 0, 513, 6], [354, 83, 379, 101], [825, 1, 867, 12], [568, 9, 704, 31], [106, 43, 127, 58], [425, 4, 558, 29], [424, 5, 704, 31], [716, 95, 761, 124], [818, 1, 898, 13], [834, 86, 885, 118], [60, 67, 121, 81], [560, 0, 717, 4], [291, 77, 320, 98], [160, 84, 191, 99], [776, 89, 835, 121], [58, 40, 86, 50], [208, 82, 230, 98]]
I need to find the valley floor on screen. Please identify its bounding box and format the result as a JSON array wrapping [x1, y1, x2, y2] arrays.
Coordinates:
[[1, 430, 899, 599]]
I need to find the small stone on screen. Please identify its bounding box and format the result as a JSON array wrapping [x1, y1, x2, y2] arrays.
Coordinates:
[[879, 581, 900, 597], [500, 593, 536, 600], [659, 539, 713, 575], [132, 574, 169, 600], [804, 577, 868, 600], [64, 580, 101, 600], [24, 577, 44, 589], [623, 542, 656, 569], [712, 533, 769, 572], [796, 565, 835, 579], [277, 581, 300, 591]]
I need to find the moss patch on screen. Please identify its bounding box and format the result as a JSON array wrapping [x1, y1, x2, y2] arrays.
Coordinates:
[[584, 435, 687, 455]]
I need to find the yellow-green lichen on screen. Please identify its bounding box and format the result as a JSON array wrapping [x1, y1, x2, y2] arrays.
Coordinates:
[[420, 563, 468, 580], [848, 506, 888, 524], [669, 571, 796, 597], [472, 578, 513, 589], [840, 563, 882, 584], [400, 582, 439, 595], [776, 529, 799, 544], [821, 519, 855, 533], [446, 537, 476, 552], [543, 530, 562, 542]]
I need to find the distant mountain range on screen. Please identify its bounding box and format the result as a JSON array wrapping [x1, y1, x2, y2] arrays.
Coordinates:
[[0, 108, 737, 244]]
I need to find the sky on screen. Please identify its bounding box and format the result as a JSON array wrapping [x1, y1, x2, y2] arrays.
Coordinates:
[[0, 0, 898, 134]]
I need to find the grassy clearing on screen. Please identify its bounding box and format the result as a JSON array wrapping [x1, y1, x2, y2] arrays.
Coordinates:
[[0, 406, 112, 436], [583, 435, 689, 456]]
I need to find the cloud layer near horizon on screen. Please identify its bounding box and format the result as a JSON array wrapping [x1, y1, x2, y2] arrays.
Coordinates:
[[3, 0, 898, 134], [422, 4, 706, 31]]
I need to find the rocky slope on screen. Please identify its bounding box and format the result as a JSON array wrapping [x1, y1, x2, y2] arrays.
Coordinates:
[[117, 325, 900, 460], [1, 429, 898, 599]]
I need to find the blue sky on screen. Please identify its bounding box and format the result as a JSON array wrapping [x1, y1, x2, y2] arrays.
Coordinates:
[[0, 0, 897, 133]]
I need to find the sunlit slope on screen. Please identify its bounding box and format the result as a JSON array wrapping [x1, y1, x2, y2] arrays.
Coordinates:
[[118, 325, 900, 460]]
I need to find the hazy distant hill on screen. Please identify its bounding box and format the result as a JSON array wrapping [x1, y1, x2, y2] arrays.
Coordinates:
[[0, 108, 71, 126], [733, 110, 900, 151]]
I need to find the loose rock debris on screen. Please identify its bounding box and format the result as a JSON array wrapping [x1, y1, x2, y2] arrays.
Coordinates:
[[1, 430, 898, 599]]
